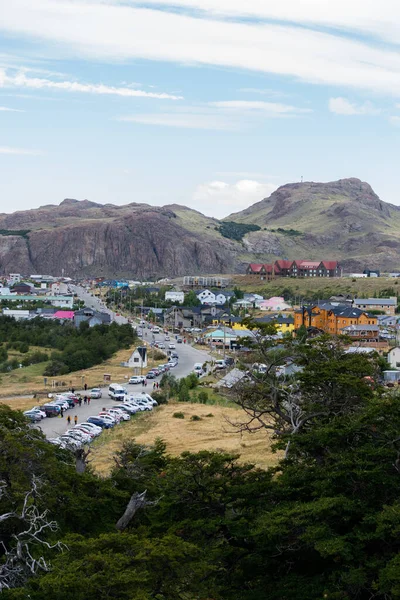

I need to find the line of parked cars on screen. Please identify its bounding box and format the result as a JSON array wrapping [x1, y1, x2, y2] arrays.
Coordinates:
[[23, 388, 104, 421], [48, 392, 158, 450]]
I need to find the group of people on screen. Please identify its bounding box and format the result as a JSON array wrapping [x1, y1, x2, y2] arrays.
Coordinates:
[[62, 390, 91, 425]]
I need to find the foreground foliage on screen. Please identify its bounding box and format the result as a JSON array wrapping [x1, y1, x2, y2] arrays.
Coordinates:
[[1, 337, 400, 598]]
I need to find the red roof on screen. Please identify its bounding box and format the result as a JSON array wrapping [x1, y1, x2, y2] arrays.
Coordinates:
[[248, 263, 264, 273], [298, 261, 321, 268], [322, 261, 339, 270], [275, 260, 294, 269], [53, 310, 75, 320]]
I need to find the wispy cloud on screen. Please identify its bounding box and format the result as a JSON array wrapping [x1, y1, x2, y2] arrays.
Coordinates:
[[0, 69, 183, 101], [389, 116, 400, 126], [0, 106, 24, 112], [210, 100, 311, 115], [2, 2, 400, 96], [117, 111, 238, 130], [0, 146, 42, 155], [329, 97, 381, 115], [238, 88, 289, 98]]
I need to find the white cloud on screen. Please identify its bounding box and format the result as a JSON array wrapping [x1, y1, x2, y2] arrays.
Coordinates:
[[0, 69, 182, 100], [0, 106, 24, 112], [0, 146, 42, 155], [389, 116, 400, 126], [328, 97, 381, 115], [210, 100, 311, 115], [2, 2, 400, 96], [117, 111, 238, 130], [192, 179, 278, 218]]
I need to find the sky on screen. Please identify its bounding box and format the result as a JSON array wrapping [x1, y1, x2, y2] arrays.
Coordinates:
[[0, 1, 400, 219]]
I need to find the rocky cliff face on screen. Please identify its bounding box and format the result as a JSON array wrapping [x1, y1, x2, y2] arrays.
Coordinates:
[[1, 179, 400, 277], [0, 202, 238, 278]]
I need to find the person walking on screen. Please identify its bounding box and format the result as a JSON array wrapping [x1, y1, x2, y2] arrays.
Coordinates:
[[87, 396, 91, 405], [67, 415, 71, 426], [78, 397, 82, 407], [71, 387, 75, 394], [84, 396, 87, 405], [60, 407, 64, 418], [74, 415, 78, 425], [84, 383, 87, 391]]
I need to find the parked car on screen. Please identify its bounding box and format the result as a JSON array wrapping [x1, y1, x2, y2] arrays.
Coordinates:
[[87, 416, 113, 429], [66, 429, 93, 443], [98, 413, 118, 426], [62, 393, 80, 405], [58, 435, 83, 450], [23, 410, 42, 422], [43, 404, 61, 417], [171, 352, 179, 359], [108, 408, 130, 421], [129, 376, 144, 385], [76, 422, 102, 436], [146, 371, 156, 379], [90, 388, 102, 399], [99, 410, 121, 424], [115, 403, 139, 415]]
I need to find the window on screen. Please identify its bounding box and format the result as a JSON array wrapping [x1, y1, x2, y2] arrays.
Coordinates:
[[134, 357, 139, 363]]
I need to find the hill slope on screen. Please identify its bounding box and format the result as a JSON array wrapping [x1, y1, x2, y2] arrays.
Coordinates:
[[1, 178, 400, 277], [227, 178, 400, 271]]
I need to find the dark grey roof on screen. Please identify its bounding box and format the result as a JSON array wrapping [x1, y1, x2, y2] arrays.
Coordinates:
[[355, 298, 396, 306]]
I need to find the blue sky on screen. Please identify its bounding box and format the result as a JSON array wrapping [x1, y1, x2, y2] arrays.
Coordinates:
[[0, 0, 400, 218]]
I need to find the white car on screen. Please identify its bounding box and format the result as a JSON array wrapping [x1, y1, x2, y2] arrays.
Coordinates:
[[90, 388, 102, 399], [108, 408, 130, 421], [31, 406, 47, 418], [98, 412, 118, 425], [129, 376, 144, 385], [165, 336, 170, 341], [58, 436, 83, 450], [64, 430, 92, 444], [116, 404, 139, 415], [53, 399, 70, 410], [168, 343, 176, 349], [124, 401, 148, 412], [73, 426, 97, 439], [77, 422, 102, 436]]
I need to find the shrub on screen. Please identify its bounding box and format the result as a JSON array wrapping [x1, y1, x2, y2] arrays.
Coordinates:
[[198, 391, 209, 404], [190, 415, 202, 421], [173, 412, 185, 419], [205, 413, 214, 417], [185, 373, 199, 389], [152, 391, 168, 405], [218, 221, 261, 241], [178, 382, 190, 403]]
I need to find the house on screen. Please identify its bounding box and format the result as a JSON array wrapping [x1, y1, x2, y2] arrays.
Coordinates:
[[11, 282, 35, 295], [257, 296, 292, 311], [294, 303, 378, 334], [254, 314, 295, 335], [0, 286, 12, 296], [204, 327, 240, 349], [165, 291, 185, 304], [127, 346, 148, 369], [211, 314, 249, 331], [247, 260, 341, 279], [51, 282, 69, 295], [164, 306, 203, 329], [363, 269, 380, 278], [8, 273, 21, 284], [1, 308, 31, 321], [196, 289, 233, 305], [353, 297, 397, 316], [340, 324, 380, 343], [388, 347, 400, 370], [74, 308, 111, 328], [53, 310, 75, 321], [0, 294, 73, 308]]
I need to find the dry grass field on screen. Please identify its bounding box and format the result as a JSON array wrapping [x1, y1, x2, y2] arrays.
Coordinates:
[[0, 343, 166, 409], [91, 401, 280, 476]]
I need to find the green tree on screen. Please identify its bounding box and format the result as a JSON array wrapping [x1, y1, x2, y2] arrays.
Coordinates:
[[184, 290, 201, 307]]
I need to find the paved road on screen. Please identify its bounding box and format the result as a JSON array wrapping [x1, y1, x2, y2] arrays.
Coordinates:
[[71, 285, 128, 325], [38, 327, 211, 439]]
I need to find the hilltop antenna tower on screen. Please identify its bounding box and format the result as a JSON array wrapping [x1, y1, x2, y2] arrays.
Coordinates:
[[301, 175, 303, 183]]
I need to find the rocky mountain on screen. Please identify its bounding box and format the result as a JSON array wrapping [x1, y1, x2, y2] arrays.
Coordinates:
[[1, 178, 400, 277], [227, 178, 400, 272]]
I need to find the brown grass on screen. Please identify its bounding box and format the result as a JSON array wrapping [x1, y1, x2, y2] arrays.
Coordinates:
[[91, 402, 280, 476], [0, 342, 167, 402]]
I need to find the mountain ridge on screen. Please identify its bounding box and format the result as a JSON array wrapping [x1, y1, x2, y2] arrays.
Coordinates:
[[1, 178, 400, 277]]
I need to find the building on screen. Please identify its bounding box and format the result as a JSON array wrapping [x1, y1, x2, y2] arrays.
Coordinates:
[[196, 289, 234, 305], [340, 324, 380, 343], [294, 303, 378, 334], [53, 310, 75, 321], [353, 298, 397, 316], [74, 308, 111, 328], [257, 296, 292, 311], [11, 282, 35, 295], [51, 282, 69, 295], [165, 291, 185, 304], [0, 294, 73, 308], [363, 269, 380, 278], [8, 273, 21, 284], [183, 276, 229, 288], [127, 346, 148, 369], [247, 260, 341, 279], [388, 347, 400, 370], [254, 314, 295, 336]]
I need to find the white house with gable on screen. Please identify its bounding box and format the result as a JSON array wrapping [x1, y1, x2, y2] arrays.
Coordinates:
[[196, 289, 231, 305], [165, 291, 184, 304], [388, 347, 400, 370]]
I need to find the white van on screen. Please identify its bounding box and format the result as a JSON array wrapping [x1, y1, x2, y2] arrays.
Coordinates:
[[193, 363, 204, 375], [108, 383, 127, 399]]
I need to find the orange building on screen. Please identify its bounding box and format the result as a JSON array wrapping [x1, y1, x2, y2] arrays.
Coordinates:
[[294, 304, 377, 334]]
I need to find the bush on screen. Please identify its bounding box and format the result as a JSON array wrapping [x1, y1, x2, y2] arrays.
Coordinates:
[[178, 382, 190, 403], [198, 391, 209, 404], [185, 373, 199, 390], [43, 360, 69, 376], [190, 415, 202, 421], [205, 413, 214, 417], [218, 221, 261, 241], [153, 349, 167, 361], [173, 412, 185, 419], [152, 391, 168, 405]]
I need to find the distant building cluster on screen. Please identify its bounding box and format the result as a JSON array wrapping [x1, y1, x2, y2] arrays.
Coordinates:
[[247, 260, 341, 280], [183, 276, 230, 288]]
